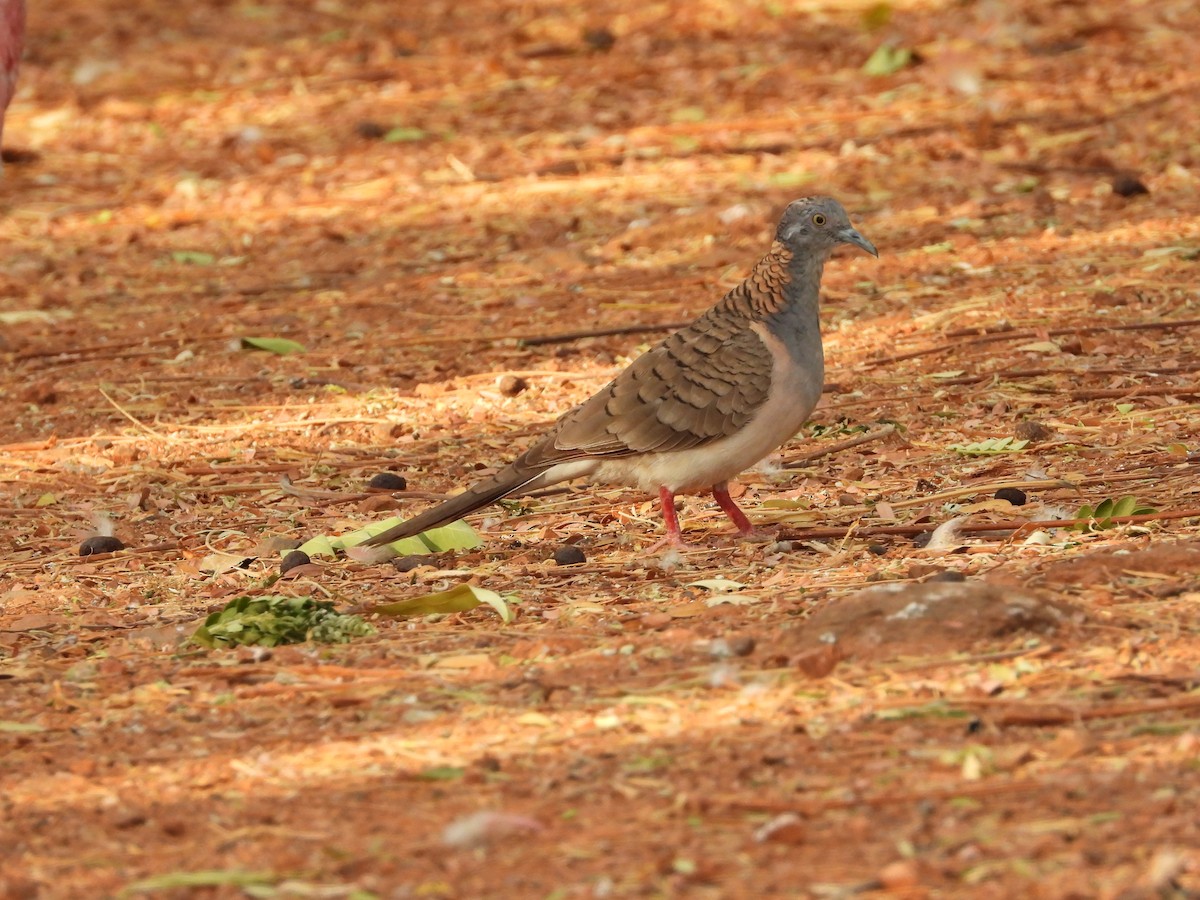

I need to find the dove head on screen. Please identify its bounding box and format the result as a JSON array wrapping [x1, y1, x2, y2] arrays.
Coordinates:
[[776, 196, 878, 259]]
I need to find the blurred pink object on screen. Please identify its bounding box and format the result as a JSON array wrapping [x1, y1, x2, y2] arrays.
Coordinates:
[[1, 0, 25, 159]]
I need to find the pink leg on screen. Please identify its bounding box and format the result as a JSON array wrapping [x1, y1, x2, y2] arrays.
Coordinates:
[[712, 482, 753, 535], [654, 486, 685, 547]]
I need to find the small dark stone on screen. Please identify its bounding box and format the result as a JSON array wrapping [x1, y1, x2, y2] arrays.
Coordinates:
[[112, 810, 146, 830], [965, 717, 983, 735], [477, 754, 502, 772], [497, 374, 528, 397], [79, 535, 125, 556], [161, 819, 188, 837], [928, 570, 966, 583], [582, 27, 616, 52], [279, 550, 311, 575], [1112, 174, 1149, 197], [995, 487, 1028, 506], [553, 545, 587, 566], [1058, 336, 1084, 355], [1014, 420, 1053, 443], [727, 635, 756, 657], [392, 554, 434, 573], [368, 472, 408, 491], [912, 532, 932, 549], [355, 121, 388, 140], [867, 543, 887, 556]]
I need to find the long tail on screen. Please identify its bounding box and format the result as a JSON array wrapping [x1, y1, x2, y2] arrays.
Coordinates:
[[361, 463, 543, 547]]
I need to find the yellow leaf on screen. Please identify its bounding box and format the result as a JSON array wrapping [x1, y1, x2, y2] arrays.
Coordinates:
[[373, 583, 512, 623], [433, 653, 493, 669], [1015, 341, 1061, 353]]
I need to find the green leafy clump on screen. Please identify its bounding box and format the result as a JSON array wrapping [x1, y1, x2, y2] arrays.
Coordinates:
[[1073, 496, 1157, 532], [948, 437, 1029, 456], [192, 595, 374, 648]]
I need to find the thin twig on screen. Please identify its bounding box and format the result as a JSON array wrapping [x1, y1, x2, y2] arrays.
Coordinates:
[[967, 693, 1200, 727], [778, 507, 1200, 541], [97, 387, 174, 442], [865, 318, 1200, 368], [781, 425, 897, 468], [716, 778, 1046, 816]]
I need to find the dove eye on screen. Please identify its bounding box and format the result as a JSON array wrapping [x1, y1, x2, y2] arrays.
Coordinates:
[[812, 213, 827, 226]]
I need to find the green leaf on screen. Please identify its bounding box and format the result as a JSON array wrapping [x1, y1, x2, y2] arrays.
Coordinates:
[[921, 241, 954, 254], [0, 721, 46, 733], [768, 171, 815, 188], [171, 250, 216, 266], [1111, 496, 1139, 518], [384, 126, 427, 142], [418, 765, 465, 781], [294, 534, 339, 559], [670, 106, 706, 123], [1115, 403, 1135, 414], [1073, 495, 1157, 531], [415, 520, 484, 552], [240, 336, 306, 355], [119, 870, 275, 897], [861, 2, 893, 30], [191, 595, 374, 648], [373, 583, 513, 623], [948, 437, 1029, 456], [862, 43, 912, 76], [335, 518, 483, 556]]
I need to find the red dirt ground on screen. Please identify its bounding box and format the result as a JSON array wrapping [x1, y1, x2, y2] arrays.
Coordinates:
[[3, 0, 1200, 897]]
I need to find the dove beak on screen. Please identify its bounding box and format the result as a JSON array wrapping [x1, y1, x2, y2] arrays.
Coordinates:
[[838, 226, 878, 258]]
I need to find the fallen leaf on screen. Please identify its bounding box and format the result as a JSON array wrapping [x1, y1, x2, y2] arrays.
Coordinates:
[[373, 584, 513, 623]]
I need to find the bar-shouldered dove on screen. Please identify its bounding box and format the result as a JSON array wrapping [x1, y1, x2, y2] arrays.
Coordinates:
[[365, 196, 877, 551]]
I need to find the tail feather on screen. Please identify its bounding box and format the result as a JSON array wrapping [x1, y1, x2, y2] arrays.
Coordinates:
[[362, 464, 541, 548]]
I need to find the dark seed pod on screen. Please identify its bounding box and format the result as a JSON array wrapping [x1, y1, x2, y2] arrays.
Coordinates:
[[279, 550, 311, 575], [497, 374, 528, 397], [79, 535, 125, 556], [726, 635, 756, 657], [1014, 420, 1053, 443], [392, 554, 433, 573], [995, 487, 1027, 506], [553, 545, 586, 566], [368, 472, 408, 491], [582, 27, 616, 52], [1111, 174, 1149, 197], [928, 570, 966, 583], [355, 121, 387, 140]]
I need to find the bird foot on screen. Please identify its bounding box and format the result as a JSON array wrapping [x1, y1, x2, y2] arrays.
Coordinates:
[[645, 532, 688, 554], [738, 525, 781, 544]]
